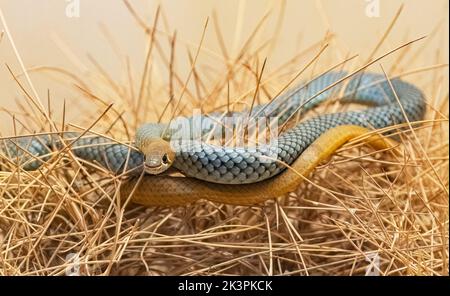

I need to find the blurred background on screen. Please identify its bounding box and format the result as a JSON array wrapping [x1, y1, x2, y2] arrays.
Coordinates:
[[0, 0, 448, 134]]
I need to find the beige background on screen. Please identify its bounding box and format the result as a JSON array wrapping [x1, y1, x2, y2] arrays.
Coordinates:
[[0, 0, 448, 134]]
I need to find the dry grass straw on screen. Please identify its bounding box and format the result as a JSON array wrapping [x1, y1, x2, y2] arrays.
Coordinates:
[[0, 3, 448, 275]]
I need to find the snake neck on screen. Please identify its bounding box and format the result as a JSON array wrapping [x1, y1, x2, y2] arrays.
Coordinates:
[[135, 123, 169, 147]]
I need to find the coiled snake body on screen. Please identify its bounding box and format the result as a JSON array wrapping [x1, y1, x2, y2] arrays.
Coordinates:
[[1, 72, 426, 206]]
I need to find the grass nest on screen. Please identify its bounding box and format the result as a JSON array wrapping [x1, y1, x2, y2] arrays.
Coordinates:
[[0, 3, 448, 275]]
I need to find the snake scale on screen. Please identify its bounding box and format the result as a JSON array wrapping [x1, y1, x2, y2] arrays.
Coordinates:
[[1, 72, 426, 206]]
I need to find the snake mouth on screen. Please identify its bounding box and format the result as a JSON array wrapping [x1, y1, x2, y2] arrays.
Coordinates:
[[144, 163, 165, 175]]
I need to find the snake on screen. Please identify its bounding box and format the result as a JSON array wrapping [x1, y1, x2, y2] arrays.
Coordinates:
[[0, 72, 426, 206]]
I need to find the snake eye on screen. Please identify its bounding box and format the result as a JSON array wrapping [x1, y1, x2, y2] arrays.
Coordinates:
[[161, 153, 169, 165]]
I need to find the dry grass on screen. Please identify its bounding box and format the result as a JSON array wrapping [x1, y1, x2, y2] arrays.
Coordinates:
[[0, 3, 448, 275]]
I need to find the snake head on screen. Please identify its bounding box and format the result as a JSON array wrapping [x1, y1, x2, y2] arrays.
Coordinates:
[[139, 140, 175, 174]]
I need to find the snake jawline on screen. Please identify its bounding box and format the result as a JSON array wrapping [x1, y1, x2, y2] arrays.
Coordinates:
[[121, 125, 394, 206]]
